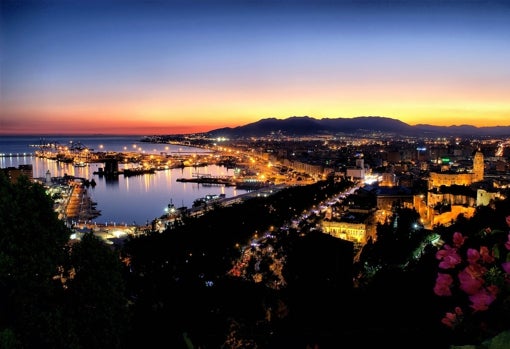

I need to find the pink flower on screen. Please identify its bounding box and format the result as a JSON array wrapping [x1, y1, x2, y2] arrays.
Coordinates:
[[466, 248, 480, 264], [469, 289, 496, 312], [486, 284, 500, 298], [436, 245, 462, 269], [502, 261, 510, 275], [441, 316, 455, 328], [453, 232, 466, 248], [441, 312, 457, 327], [434, 225, 510, 332], [441, 307, 463, 328], [479, 246, 495, 264], [434, 273, 453, 296], [458, 266, 484, 295], [455, 306, 463, 316]]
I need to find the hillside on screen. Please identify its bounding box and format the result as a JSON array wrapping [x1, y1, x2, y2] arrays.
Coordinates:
[[206, 116, 510, 138]]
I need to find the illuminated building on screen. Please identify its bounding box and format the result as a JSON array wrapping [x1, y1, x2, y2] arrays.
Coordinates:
[[322, 218, 368, 244], [424, 150, 484, 227], [1, 164, 33, 183], [428, 150, 484, 189], [380, 172, 396, 186]]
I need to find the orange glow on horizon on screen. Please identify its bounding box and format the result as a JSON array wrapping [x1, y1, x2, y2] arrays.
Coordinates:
[[2, 86, 510, 135]]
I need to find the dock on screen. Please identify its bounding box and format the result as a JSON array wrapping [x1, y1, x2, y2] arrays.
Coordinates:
[[176, 174, 236, 186]]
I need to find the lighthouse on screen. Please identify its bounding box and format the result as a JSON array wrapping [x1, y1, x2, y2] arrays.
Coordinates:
[[45, 170, 51, 184]]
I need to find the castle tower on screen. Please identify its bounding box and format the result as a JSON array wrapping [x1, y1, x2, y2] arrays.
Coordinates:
[[472, 150, 484, 182]]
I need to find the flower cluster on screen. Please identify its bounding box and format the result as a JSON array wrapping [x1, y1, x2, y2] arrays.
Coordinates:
[[433, 216, 510, 340]]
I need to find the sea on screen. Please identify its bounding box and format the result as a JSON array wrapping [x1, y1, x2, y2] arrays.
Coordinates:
[[0, 135, 247, 225]]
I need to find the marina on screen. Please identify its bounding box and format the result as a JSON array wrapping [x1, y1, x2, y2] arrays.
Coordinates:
[[0, 135, 249, 225]]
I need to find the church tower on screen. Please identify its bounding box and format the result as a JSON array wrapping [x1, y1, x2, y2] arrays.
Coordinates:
[[472, 150, 484, 182]]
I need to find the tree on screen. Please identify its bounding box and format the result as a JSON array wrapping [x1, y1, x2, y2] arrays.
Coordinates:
[[66, 233, 130, 349], [0, 173, 130, 349], [0, 173, 72, 348]]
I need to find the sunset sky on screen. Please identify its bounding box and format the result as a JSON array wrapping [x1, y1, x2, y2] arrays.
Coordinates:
[[1, 0, 510, 135]]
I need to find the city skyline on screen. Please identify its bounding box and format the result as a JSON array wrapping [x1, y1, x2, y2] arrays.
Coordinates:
[[1, 0, 510, 136]]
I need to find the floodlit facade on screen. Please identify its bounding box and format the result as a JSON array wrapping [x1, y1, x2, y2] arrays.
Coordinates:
[[428, 151, 484, 189]]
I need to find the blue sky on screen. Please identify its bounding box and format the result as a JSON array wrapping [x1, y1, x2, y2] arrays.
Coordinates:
[[1, 0, 509, 135]]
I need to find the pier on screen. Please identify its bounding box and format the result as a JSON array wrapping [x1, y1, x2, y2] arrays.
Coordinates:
[[0, 153, 35, 158], [176, 173, 236, 186]]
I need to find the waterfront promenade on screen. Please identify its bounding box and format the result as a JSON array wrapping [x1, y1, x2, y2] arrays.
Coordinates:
[[62, 181, 150, 242], [0, 153, 35, 157], [64, 182, 100, 221]]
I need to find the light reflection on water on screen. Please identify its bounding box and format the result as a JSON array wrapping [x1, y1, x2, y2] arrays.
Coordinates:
[[87, 164, 243, 225], [1, 136, 247, 224]]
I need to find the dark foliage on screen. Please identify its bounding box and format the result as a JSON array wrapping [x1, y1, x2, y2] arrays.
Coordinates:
[[4, 168, 509, 349], [0, 172, 129, 349], [121, 179, 353, 348]]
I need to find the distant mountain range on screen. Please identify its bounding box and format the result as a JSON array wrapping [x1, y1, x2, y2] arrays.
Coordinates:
[[206, 116, 510, 138]]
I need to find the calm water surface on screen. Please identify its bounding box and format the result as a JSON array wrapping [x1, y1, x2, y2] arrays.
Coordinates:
[[0, 135, 247, 224]]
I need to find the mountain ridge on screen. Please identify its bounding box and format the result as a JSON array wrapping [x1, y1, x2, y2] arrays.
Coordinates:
[[205, 116, 510, 138]]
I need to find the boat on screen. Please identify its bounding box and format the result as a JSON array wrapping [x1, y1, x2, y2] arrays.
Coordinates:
[[176, 175, 235, 186], [122, 167, 155, 177], [73, 161, 88, 167], [192, 193, 226, 207], [164, 199, 188, 218]]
